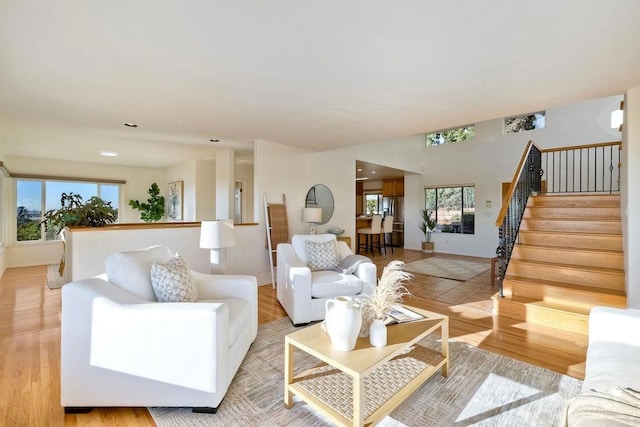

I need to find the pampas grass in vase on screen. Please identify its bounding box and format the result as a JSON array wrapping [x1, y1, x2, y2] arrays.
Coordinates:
[[363, 260, 412, 346]]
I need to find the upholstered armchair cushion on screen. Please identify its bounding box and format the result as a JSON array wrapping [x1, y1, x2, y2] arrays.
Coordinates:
[[105, 245, 174, 301]]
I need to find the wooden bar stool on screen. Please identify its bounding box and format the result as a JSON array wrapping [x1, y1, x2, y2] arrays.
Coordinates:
[[381, 215, 394, 254], [358, 215, 382, 255]]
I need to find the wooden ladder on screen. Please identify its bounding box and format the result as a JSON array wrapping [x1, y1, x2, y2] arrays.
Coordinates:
[[264, 194, 289, 289]]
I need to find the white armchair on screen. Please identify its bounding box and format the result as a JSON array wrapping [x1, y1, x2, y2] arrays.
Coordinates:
[[277, 234, 376, 325], [61, 245, 258, 414]]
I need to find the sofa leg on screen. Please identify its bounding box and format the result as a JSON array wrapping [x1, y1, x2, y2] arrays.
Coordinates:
[[64, 407, 93, 414], [293, 322, 310, 327], [192, 406, 218, 414]]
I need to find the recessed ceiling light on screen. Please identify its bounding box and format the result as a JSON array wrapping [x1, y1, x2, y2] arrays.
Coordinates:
[[210, 138, 220, 142], [371, 171, 376, 174], [100, 151, 118, 157], [357, 168, 363, 172], [124, 123, 138, 128]]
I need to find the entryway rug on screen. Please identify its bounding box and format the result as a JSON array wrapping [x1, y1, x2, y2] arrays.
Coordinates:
[[403, 258, 490, 281], [46, 264, 68, 289], [148, 318, 582, 426]]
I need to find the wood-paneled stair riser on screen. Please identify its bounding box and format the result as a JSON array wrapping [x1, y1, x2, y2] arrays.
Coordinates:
[[493, 193, 626, 335]]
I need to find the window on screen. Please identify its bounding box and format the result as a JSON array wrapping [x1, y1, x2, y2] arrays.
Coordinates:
[[364, 192, 383, 215], [504, 111, 545, 134], [16, 179, 120, 242], [424, 185, 475, 234], [425, 126, 475, 146]]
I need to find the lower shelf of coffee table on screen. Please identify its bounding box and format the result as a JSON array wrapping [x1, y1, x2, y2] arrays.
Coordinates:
[[289, 344, 446, 426]]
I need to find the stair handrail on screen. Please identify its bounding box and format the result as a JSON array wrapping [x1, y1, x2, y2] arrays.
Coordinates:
[[540, 140, 621, 194], [495, 140, 542, 297]]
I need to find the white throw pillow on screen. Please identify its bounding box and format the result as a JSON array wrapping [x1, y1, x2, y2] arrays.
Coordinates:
[[150, 254, 198, 302], [305, 240, 339, 272]]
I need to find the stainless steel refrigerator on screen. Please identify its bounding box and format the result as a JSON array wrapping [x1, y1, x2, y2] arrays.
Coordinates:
[[382, 196, 404, 247]]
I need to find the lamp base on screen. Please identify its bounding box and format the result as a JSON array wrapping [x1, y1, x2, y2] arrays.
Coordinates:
[[209, 249, 227, 274], [309, 224, 317, 234]]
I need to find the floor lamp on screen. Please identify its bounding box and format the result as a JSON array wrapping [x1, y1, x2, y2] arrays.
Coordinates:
[[200, 220, 236, 274]]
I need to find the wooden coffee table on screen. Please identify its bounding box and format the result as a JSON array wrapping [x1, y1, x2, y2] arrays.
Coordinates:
[[284, 305, 449, 426]]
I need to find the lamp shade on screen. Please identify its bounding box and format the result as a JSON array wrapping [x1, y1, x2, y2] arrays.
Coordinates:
[[200, 220, 236, 249], [302, 207, 322, 223]]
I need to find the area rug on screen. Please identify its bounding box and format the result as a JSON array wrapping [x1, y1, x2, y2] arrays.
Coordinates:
[[46, 264, 68, 289], [148, 318, 582, 426], [403, 258, 489, 281]]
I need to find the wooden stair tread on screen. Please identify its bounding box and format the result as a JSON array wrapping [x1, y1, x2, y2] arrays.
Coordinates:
[[508, 259, 625, 275], [518, 230, 622, 237], [514, 243, 623, 255], [523, 217, 620, 222], [503, 275, 627, 297], [495, 295, 592, 316]]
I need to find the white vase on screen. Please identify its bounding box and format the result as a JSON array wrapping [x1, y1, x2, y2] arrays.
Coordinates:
[[325, 296, 362, 351], [369, 319, 387, 347]]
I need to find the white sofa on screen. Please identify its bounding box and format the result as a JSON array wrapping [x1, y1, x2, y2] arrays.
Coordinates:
[[583, 306, 640, 392], [61, 245, 258, 413], [563, 306, 640, 425], [276, 234, 376, 325]]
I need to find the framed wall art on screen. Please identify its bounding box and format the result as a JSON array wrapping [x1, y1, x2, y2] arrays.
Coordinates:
[[168, 181, 183, 221]]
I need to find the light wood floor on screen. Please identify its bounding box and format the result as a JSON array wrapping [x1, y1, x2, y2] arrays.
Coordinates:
[[0, 249, 588, 426]]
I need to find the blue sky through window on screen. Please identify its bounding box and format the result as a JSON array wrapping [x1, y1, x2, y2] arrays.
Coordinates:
[[17, 180, 120, 213]]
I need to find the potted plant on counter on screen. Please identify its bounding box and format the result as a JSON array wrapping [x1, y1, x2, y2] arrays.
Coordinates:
[[129, 183, 165, 223], [419, 208, 437, 253]]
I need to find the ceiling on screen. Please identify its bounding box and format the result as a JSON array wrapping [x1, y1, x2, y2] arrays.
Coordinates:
[[356, 160, 408, 181], [1, 1, 639, 168]]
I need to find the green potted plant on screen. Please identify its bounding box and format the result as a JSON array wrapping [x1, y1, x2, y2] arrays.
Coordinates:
[[418, 208, 437, 253], [129, 183, 165, 223], [42, 193, 118, 236]]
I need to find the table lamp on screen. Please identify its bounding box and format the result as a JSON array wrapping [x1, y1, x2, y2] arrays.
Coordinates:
[[200, 220, 236, 273], [302, 207, 322, 234]]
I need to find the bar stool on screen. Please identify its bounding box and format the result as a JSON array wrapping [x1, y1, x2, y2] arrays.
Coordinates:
[[358, 215, 382, 255], [381, 215, 394, 254]]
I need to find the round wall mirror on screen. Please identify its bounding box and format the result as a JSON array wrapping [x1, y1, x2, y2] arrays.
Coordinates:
[[305, 184, 334, 225]]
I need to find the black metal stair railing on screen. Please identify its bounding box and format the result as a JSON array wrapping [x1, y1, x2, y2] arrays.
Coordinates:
[[542, 141, 621, 194], [495, 141, 542, 298]]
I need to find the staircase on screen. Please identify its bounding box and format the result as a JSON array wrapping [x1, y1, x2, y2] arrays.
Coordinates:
[[493, 193, 626, 335]]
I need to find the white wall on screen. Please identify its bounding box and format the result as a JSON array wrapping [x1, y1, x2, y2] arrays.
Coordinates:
[[195, 159, 216, 221], [623, 87, 640, 308]]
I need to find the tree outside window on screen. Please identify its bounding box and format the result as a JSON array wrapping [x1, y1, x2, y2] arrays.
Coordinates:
[[425, 126, 475, 146], [364, 193, 382, 215], [424, 185, 475, 234]]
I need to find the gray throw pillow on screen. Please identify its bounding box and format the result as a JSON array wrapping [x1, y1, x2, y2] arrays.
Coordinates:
[[334, 254, 372, 275], [150, 254, 198, 302], [305, 240, 339, 272]]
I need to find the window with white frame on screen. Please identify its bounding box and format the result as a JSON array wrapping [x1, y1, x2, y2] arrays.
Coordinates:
[[16, 179, 120, 241]]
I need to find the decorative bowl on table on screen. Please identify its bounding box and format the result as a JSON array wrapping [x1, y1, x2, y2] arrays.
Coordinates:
[[327, 228, 344, 236]]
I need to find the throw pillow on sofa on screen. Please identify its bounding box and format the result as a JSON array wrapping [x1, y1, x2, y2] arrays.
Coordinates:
[[150, 254, 198, 302], [305, 240, 339, 272]]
